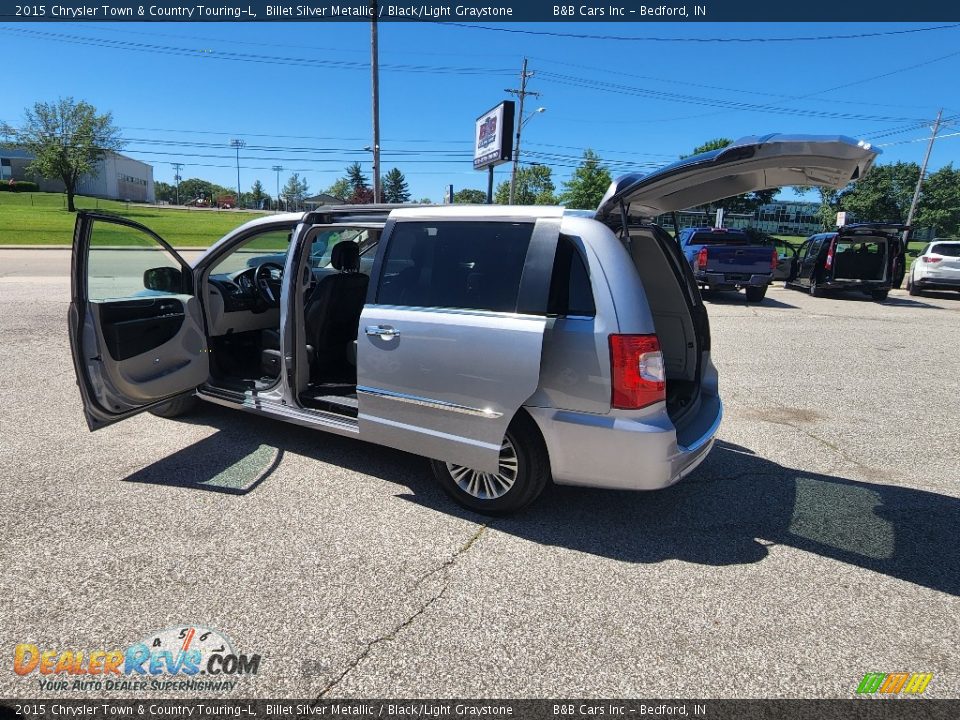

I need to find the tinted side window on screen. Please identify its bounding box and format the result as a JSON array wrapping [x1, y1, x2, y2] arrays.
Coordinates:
[[803, 238, 822, 260], [376, 221, 533, 312], [548, 235, 595, 317]]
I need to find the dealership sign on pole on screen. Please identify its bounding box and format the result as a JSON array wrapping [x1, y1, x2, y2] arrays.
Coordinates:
[[474, 101, 515, 169], [474, 101, 515, 204]]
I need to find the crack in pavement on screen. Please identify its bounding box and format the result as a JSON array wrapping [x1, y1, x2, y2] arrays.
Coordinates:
[[315, 523, 490, 698]]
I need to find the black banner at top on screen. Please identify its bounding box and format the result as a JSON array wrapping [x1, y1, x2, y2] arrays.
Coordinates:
[[2, 0, 960, 22]]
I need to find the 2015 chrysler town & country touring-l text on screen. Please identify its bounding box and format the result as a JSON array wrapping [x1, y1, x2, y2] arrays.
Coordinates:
[[68, 135, 880, 513]]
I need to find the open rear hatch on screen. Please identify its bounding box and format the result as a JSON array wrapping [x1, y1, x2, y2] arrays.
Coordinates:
[[596, 134, 880, 223], [830, 223, 904, 284], [594, 134, 881, 427]]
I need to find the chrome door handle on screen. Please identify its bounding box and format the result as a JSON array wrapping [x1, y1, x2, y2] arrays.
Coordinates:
[[365, 325, 400, 340]]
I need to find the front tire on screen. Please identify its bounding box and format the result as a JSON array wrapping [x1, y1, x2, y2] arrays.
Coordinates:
[[149, 394, 198, 418], [871, 289, 889, 302], [430, 412, 550, 515], [745, 286, 767, 303], [908, 274, 921, 296]]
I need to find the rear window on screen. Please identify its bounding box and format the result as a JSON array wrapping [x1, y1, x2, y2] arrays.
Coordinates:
[[376, 221, 533, 312], [687, 231, 749, 246], [931, 243, 960, 257]]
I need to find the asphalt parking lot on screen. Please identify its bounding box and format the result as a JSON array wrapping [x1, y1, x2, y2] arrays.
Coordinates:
[[1, 248, 958, 699]]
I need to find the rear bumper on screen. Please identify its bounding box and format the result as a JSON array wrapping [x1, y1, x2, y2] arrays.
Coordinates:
[[823, 279, 890, 291], [915, 275, 960, 289], [698, 271, 772, 287], [525, 393, 723, 491]]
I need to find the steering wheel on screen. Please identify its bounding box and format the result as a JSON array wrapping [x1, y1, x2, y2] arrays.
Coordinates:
[[254, 262, 284, 307]]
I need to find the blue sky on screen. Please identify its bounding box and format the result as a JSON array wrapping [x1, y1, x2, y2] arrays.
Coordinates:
[[1, 21, 959, 202]]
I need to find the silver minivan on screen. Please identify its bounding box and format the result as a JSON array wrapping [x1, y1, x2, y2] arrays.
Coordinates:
[[68, 135, 879, 513]]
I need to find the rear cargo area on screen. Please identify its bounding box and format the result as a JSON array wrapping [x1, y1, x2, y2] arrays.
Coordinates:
[[627, 226, 702, 425], [832, 238, 888, 281]]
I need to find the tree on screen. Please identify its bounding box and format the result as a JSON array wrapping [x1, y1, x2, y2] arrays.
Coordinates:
[[837, 161, 920, 224], [682, 138, 778, 216], [453, 188, 488, 204], [382, 167, 410, 203], [559, 149, 612, 209], [326, 177, 351, 202], [282, 172, 309, 211], [7, 97, 123, 211], [177, 177, 231, 205], [346, 162, 369, 193], [795, 185, 841, 230], [418, 197, 433, 205], [348, 187, 375, 204], [154, 181, 176, 204], [495, 164, 556, 205], [250, 179, 267, 209], [915, 164, 960, 237]]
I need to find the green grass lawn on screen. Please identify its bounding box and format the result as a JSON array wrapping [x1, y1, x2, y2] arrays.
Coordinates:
[[0, 192, 268, 247]]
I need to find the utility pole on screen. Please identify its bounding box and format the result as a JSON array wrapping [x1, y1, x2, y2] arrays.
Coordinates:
[[171, 162, 183, 206], [905, 109, 943, 238], [272, 165, 283, 212], [370, 1, 381, 204], [230, 139, 245, 208], [506, 58, 539, 205]]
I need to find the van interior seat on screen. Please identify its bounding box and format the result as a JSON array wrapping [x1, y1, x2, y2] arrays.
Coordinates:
[[261, 241, 369, 381]]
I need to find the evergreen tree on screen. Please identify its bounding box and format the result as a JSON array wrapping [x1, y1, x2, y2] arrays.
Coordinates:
[[382, 167, 411, 203], [346, 162, 370, 193]]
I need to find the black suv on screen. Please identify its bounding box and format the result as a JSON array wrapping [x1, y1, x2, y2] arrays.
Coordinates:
[[786, 223, 905, 301]]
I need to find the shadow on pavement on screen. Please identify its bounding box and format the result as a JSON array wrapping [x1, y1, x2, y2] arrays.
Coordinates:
[[126, 406, 960, 596], [700, 291, 798, 310]]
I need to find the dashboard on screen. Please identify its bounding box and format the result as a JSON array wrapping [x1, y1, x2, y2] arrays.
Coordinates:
[[208, 268, 264, 313]]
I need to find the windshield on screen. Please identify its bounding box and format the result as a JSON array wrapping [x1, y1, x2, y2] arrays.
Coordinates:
[[309, 228, 377, 269], [210, 229, 291, 276]]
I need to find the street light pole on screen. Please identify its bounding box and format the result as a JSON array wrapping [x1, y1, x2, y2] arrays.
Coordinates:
[[171, 162, 183, 206], [506, 58, 540, 205], [230, 139, 245, 208], [905, 109, 943, 237], [370, 2, 381, 203], [271, 165, 283, 212]]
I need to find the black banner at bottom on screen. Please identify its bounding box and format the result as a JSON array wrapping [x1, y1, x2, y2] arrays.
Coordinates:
[[1, 700, 958, 720]]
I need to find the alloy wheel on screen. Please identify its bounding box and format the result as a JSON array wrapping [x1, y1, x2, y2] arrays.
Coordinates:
[[446, 436, 519, 500]]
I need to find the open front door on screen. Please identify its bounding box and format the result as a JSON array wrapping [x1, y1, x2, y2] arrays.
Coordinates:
[[356, 214, 560, 473], [69, 212, 209, 431]]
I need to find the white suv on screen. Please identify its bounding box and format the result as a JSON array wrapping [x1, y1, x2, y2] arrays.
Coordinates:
[[908, 240, 960, 296]]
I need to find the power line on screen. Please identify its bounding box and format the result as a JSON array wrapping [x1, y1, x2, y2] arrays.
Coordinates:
[[433, 22, 960, 43], [0, 26, 516, 76], [538, 71, 929, 123]]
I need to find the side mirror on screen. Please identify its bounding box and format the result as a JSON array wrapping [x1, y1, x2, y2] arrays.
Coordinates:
[[143, 266, 182, 293]]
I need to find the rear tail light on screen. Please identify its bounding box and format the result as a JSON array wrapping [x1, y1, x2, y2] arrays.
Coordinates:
[[922, 256, 942, 263], [697, 247, 709, 269], [825, 240, 835, 269], [609, 334, 666, 410], [771, 248, 779, 270]]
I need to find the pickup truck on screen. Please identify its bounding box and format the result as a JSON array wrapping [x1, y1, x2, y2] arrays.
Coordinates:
[[678, 227, 778, 302]]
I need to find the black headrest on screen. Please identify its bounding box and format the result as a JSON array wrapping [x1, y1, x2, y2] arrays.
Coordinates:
[[331, 241, 360, 271]]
